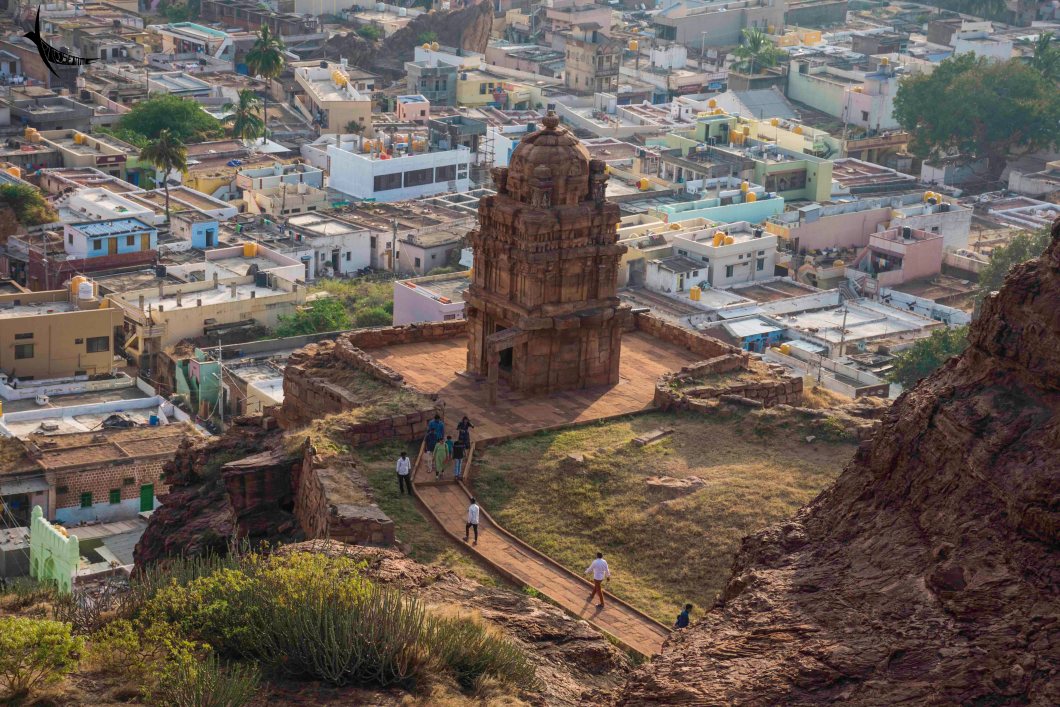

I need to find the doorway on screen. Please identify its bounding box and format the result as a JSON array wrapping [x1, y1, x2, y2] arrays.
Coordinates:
[[139, 484, 154, 513]]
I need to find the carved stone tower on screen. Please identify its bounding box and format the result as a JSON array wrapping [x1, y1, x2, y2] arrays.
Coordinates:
[[465, 112, 630, 401]]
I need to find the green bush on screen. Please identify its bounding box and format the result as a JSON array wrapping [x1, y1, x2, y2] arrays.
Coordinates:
[[0, 617, 82, 698], [356, 24, 382, 41], [135, 551, 536, 692], [273, 298, 351, 337], [354, 306, 392, 328], [154, 653, 260, 707], [427, 615, 537, 689]]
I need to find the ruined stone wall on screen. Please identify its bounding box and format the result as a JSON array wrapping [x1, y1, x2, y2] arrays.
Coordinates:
[[343, 320, 468, 350], [295, 445, 395, 546], [654, 354, 804, 410], [632, 312, 748, 361]]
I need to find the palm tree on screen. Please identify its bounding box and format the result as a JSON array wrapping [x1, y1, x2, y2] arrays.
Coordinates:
[[244, 25, 286, 140], [141, 129, 187, 223], [732, 28, 782, 75], [222, 89, 265, 145]]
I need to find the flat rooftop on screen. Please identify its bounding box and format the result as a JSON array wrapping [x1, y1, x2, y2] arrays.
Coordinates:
[[72, 218, 153, 236], [0, 300, 76, 319], [134, 283, 286, 311], [29, 423, 195, 470], [405, 273, 469, 302]]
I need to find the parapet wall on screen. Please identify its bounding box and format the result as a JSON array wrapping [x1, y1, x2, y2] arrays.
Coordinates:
[[631, 311, 749, 362], [343, 319, 469, 350]]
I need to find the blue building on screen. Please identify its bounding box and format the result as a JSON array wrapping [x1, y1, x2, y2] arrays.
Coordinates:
[[171, 211, 221, 249], [63, 218, 157, 259]]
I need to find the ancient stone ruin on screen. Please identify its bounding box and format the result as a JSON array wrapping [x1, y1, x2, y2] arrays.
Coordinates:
[[465, 111, 631, 402]]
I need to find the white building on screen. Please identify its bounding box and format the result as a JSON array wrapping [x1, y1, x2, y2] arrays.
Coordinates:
[[647, 222, 778, 292], [282, 213, 373, 279], [322, 138, 471, 202], [392, 271, 469, 325]]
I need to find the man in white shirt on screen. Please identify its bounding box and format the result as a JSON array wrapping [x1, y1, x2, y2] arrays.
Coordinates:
[[585, 552, 610, 608], [465, 498, 480, 545], [396, 451, 412, 496]]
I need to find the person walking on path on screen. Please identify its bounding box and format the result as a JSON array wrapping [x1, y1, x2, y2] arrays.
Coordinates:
[[457, 416, 474, 446], [675, 603, 693, 629], [428, 414, 445, 442], [433, 434, 449, 480], [396, 451, 412, 496], [424, 428, 438, 475], [585, 552, 610, 608], [452, 437, 467, 480], [464, 497, 480, 545]]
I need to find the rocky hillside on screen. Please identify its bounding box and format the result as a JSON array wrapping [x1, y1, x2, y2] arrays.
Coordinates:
[[618, 220, 1060, 705]]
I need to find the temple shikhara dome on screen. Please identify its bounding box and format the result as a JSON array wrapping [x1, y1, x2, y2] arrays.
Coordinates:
[[464, 112, 630, 401]]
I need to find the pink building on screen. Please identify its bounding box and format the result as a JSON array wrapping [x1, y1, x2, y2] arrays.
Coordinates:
[[852, 227, 942, 287], [396, 95, 430, 124]]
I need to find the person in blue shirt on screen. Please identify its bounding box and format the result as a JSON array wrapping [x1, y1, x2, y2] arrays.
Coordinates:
[[428, 414, 445, 441], [675, 603, 693, 629]]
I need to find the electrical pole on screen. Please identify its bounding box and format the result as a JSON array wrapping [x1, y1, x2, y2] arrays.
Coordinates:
[[837, 307, 848, 359]]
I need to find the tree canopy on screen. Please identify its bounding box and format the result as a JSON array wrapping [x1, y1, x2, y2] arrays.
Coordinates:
[[0, 183, 57, 226], [141, 129, 188, 222], [222, 89, 265, 145], [1027, 32, 1060, 82], [117, 94, 223, 143], [894, 54, 1060, 180], [886, 326, 969, 390], [731, 28, 782, 74], [273, 298, 352, 337], [975, 227, 1053, 306]]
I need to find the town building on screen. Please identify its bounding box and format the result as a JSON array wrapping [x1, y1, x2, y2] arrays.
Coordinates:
[[652, 0, 786, 48], [848, 226, 943, 289], [293, 62, 373, 134], [646, 222, 778, 291], [562, 26, 621, 94], [63, 219, 157, 260], [392, 271, 471, 325], [396, 95, 431, 124], [170, 212, 222, 249], [0, 286, 123, 382]]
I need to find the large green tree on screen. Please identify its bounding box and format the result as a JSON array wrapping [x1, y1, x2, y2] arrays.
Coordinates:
[[117, 94, 223, 143], [244, 25, 286, 140], [1028, 32, 1060, 82], [887, 326, 969, 389], [894, 54, 1060, 180], [731, 27, 782, 75], [222, 89, 265, 145], [141, 129, 188, 223]]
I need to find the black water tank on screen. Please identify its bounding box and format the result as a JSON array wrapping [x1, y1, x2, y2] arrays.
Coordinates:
[[255, 271, 268, 288], [155, 264, 167, 278]]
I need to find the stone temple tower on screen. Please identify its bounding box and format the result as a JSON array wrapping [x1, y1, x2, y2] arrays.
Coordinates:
[[465, 112, 630, 401]]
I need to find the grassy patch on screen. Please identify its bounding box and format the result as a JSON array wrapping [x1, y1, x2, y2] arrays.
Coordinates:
[[313, 276, 396, 323], [356, 442, 503, 588], [470, 411, 856, 623]]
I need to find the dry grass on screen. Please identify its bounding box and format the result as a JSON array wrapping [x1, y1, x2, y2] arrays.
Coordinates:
[[799, 380, 854, 409], [306, 365, 433, 418], [470, 410, 857, 623]]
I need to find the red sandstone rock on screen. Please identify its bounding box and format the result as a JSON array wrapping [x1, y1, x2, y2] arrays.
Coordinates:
[[616, 222, 1060, 705]]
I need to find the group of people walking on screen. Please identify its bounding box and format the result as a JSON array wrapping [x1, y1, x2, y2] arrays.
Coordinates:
[[425, 414, 474, 481]]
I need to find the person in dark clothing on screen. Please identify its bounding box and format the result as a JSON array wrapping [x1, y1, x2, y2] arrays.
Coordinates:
[[457, 416, 474, 445], [452, 437, 467, 480], [675, 603, 693, 629]]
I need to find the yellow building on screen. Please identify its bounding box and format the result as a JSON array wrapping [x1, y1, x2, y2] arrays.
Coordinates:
[[0, 286, 122, 381], [294, 62, 373, 134]]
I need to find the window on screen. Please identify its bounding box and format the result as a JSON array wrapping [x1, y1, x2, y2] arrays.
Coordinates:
[[373, 173, 402, 192], [757, 258, 765, 271], [403, 168, 433, 188], [75, 338, 83, 344], [68, 233, 73, 245], [479, 83, 487, 94], [931, 226, 940, 233], [692, 270, 699, 277], [80, 492, 92, 508], [123, 477, 135, 486], [725, 265, 734, 278], [370, 236, 377, 248], [414, 257, 421, 268], [443, 313, 457, 320], [109, 489, 121, 504], [345, 252, 351, 261], [435, 164, 456, 182], [14, 344, 33, 359], [14, 332, 32, 340], [86, 336, 109, 353], [677, 249, 687, 256], [126, 235, 135, 246], [758, 250, 765, 255], [861, 111, 870, 122], [57, 485, 68, 495], [93, 239, 102, 250]]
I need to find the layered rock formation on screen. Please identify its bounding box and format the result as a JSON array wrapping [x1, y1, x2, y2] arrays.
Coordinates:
[[618, 222, 1060, 705]]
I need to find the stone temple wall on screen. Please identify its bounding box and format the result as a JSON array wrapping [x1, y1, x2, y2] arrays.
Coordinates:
[[344, 320, 469, 350], [631, 311, 747, 361]]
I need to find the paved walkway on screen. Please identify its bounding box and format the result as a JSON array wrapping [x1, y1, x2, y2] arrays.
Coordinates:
[[381, 332, 696, 656]]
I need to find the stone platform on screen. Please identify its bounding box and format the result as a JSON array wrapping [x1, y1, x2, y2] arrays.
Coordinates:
[[372, 331, 701, 441]]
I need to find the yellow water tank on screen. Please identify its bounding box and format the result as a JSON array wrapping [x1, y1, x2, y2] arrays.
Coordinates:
[[712, 232, 725, 247], [431, 42, 440, 51], [740, 180, 749, 192], [779, 343, 791, 355], [628, 39, 639, 51], [853, 86, 864, 93], [770, 118, 779, 127], [638, 178, 650, 190], [743, 126, 751, 136], [880, 57, 890, 66], [5, 166, 20, 179], [746, 192, 757, 203], [243, 242, 258, 257], [422, 43, 431, 50], [69, 275, 85, 295], [669, 223, 681, 230], [923, 191, 936, 202], [73, 132, 84, 144], [793, 126, 803, 135], [689, 286, 701, 301], [708, 98, 717, 108], [833, 259, 845, 268], [0, 400, 4, 417], [724, 236, 735, 245], [604, 164, 611, 174]]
